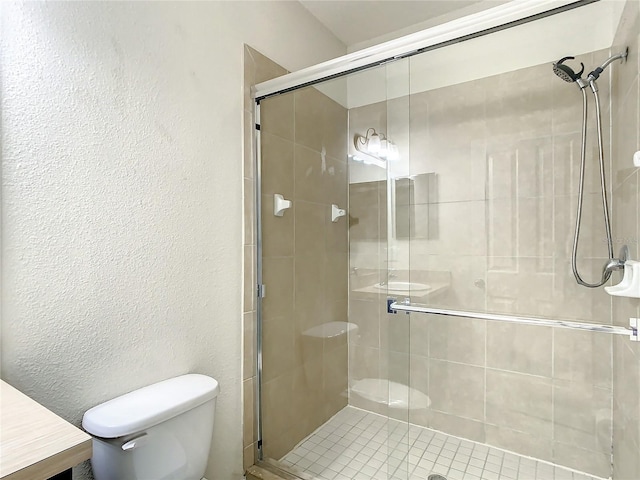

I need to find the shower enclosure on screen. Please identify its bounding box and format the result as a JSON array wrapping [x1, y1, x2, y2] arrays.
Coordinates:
[[251, 0, 640, 479]]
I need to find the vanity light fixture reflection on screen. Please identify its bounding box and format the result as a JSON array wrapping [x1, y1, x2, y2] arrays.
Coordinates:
[[354, 128, 399, 163]]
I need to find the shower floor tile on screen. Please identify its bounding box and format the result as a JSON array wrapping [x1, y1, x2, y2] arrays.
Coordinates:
[[279, 406, 603, 480]]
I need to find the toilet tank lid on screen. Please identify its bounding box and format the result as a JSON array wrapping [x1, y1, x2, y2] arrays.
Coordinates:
[[82, 374, 219, 438]]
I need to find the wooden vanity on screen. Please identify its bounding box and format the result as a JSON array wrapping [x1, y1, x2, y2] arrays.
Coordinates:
[[0, 380, 92, 480]]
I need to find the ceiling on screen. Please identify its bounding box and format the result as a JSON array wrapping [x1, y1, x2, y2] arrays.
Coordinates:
[[299, 0, 494, 48]]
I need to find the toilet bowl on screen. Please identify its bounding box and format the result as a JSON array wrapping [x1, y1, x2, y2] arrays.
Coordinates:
[[83, 374, 220, 480]]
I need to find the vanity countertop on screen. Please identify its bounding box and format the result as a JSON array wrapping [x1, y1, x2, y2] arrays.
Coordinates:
[[0, 380, 92, 480], [351, 280, 450, 298]]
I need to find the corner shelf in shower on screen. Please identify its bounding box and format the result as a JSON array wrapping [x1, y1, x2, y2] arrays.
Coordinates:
[[350, 378, 431, 410], [302, 321, 358, 339]]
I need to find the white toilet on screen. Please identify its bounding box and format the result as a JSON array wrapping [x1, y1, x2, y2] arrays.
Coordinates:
[[82, 374, 220, 480]]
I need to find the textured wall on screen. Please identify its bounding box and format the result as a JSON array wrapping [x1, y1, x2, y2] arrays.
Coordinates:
[[0, 2, 344, 479]]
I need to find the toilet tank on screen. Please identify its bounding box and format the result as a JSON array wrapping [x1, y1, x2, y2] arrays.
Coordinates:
[[83, 374, 220, 480]]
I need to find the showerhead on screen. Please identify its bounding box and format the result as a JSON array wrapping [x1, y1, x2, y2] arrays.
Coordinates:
[[553, 56, 585, 83]]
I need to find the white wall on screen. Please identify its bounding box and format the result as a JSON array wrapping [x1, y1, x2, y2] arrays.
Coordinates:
[[0, 2, 344, 479], [346, 0, 508, 53], [347, 0, 626, 109]]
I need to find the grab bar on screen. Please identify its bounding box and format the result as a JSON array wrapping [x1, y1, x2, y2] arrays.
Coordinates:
[[388, 301, 638, 340]]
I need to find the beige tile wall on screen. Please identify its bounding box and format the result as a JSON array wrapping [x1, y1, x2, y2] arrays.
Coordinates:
[[244, 45, 282, 471], [611, 2, 640, 479], [347, 48, 625, 477], [244, 45, 296, 471], [253, 57, 349, 460], [246, 45, 347, 467]]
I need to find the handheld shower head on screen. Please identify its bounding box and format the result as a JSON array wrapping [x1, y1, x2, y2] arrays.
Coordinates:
[[553, 56, 585, 83], [555, 48, 630, 289]]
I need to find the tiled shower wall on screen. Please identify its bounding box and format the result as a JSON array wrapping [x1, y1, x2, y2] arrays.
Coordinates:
[[348, 48, 623, 478], [260, 84, 349, 460], [243, 45, 289, 470], [245, 48, 350, 462], [611, 1, 640, 478]]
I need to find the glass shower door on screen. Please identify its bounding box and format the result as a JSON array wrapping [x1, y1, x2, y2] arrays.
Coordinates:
[[398, 19, 615, 479], [258, 30, 618, 478], [256, 3, 623, 479], [347, 57, 414, 480], [258, 56, 416, 479], [258, 66, 408, 478], [258, 74, 351, 466]]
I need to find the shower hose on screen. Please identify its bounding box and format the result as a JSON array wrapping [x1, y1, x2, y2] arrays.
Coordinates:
[[571, 81, 615, 288]]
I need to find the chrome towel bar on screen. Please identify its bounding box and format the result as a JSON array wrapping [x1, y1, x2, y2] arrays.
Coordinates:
[[388, 301, 638, 341]]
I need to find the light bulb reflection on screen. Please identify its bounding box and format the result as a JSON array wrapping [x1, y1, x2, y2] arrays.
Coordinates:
[[368, 133, 381, 154]]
